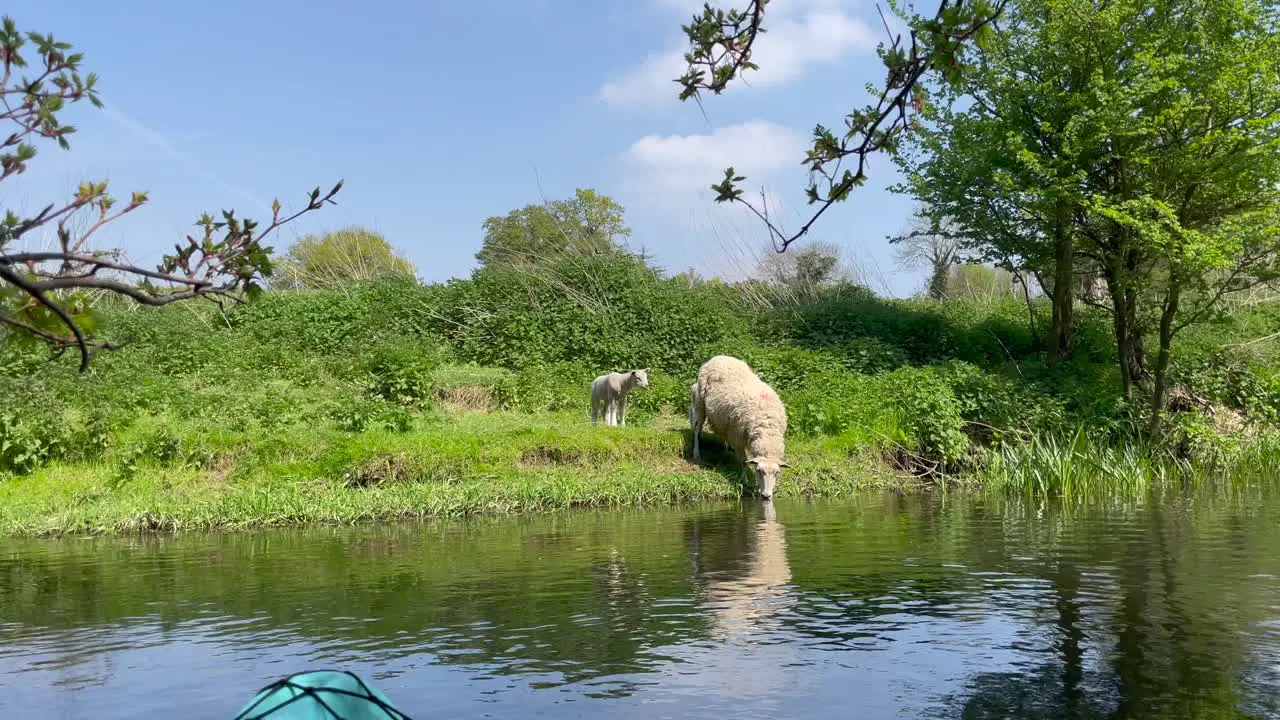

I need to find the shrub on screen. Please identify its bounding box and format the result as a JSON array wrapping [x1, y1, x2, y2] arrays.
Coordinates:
[[937, 360, 1065, 443], [881, 367, 970, 465], [328, 396, 415, 434], [273, 227, 418, 290], [360, 340, 450, 407], [783, 371, 893, 440]]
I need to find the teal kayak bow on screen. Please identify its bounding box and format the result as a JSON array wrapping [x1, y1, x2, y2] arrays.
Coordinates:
[[233, 671, 412, 720]]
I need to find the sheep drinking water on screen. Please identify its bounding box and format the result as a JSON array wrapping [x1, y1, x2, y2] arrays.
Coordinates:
[[590, 369, 650, 426], [689, 355, 790, 499]]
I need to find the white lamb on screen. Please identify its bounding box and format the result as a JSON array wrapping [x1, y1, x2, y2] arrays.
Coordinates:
[[590, 369, 650, 426], [689, 355, 790, 499]]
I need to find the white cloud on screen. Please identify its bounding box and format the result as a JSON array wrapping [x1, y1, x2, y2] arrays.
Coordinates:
[[622, 120, 805, 192], [618, 121, 810, 275], [599, 2, 877, 109]]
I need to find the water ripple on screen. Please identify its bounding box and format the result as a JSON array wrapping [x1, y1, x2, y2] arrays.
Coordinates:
[[2, 494, 1280, 718]]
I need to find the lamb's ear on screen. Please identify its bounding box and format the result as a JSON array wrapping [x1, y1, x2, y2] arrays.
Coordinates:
[[746, 457, 760, 467], [779, 460, 792, 468]]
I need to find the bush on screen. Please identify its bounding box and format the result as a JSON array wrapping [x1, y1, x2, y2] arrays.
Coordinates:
[[360, 340, 450, 407], [937, 360, 1065, 443], [783, 371, 893, 439], [881, 367, 970, 465], [424, 254, 750, 373], [3, 247, 1278, 483], [1174, 345, 1279, 422]]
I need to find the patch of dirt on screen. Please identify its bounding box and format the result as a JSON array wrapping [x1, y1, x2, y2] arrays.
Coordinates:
[[1167, 384, 1255, 435], [344, 452, 420, 488], [645, 455, 703, 474], [205, 452, 239, 487], [517, 446, 587, 468], [884, 446, 947, 478], [434, 385, 497, 412]]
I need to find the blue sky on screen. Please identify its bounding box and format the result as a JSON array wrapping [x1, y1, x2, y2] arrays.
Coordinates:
[[7, 0, 927, 296]]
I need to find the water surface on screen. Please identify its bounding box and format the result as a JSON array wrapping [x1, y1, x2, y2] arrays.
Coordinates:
[[3, 491, 1280, 718]]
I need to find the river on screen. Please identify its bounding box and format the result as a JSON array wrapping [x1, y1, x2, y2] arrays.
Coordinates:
[[2, 491, 1279, 718]]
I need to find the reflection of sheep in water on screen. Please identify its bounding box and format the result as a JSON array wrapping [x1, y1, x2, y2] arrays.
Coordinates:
[[689, 355, 790, 499], [702, 503, 793, 639], [590, 369, 649, 426]]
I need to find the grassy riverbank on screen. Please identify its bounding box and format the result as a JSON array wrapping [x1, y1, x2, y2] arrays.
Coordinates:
[[0, 410, 898, 536], [2, 253, 1278, 535]]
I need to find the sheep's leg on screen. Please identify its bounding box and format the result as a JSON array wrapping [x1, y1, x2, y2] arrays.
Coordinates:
[[689, 386, 704, 461], [619, 395, 627, 426], [606, 398, 617, 426]]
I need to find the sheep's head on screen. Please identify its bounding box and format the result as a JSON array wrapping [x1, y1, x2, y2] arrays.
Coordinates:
[[630, 369, 650, 388], [746, 457, 790, 500]]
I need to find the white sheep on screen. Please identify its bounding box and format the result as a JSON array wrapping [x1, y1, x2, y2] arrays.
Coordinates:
[[590, 369, 650, 426], [689, 355, 790, 499]]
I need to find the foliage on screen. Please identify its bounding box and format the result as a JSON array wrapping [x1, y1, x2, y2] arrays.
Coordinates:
[[2, 244, 1277, 504], [0, 16, 341, 368], [475, 189, 632, 268], [358, 340, 448, 408], [894, 0, 1280, 434], [945, 263, 1016, 300], [425, 253, 749, 373], [273, 227, 417, 290]]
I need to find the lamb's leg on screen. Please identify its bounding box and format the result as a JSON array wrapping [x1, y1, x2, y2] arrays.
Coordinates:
[[619, 394, 627, 426], [606, 398, 617, 426]]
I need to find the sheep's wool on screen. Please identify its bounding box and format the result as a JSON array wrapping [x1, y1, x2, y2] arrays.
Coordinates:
[[694, 355, 787, 463]]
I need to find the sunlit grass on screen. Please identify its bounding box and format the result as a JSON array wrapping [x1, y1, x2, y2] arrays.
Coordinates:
[[0, 410, 896, 536], [977, 425, 1280, 500]]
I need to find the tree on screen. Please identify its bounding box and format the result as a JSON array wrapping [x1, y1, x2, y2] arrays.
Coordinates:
[[273, 227, 416, 290], [895, 0, 1280, 431], [946, 263, 1016, 300], [891, 208, 963, 300], [0, 17, 341, 370], [475, 189, 631, 268], [889, 0, 1101, 360], [757, 240, 851, 300], [674, 0, 1008, 252], [1083, 0, 1280, 432]]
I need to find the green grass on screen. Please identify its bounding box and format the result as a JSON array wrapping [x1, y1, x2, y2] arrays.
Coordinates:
[[5, 262, 1279, 536], [976, 425, 1280, 500], [0, 409, 899, 536]]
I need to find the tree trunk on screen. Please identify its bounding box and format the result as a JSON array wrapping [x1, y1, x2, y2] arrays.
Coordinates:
[[1054, 562, 1086, 718], [1104, 250, 1149, 401], [1050, 212, 1075, 360], [1148, 284, 1180, 437], [928, 261, 949, 301], [1016, 271, 1040, 348]]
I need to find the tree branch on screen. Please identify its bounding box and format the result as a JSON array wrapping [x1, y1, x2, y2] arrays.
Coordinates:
[[677, 0, 1008, 253], [0, 15, 345, 370]]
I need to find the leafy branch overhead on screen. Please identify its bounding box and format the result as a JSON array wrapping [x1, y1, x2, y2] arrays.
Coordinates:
[[676, 0, 1007, 252], [0, 15, 342, 370]]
